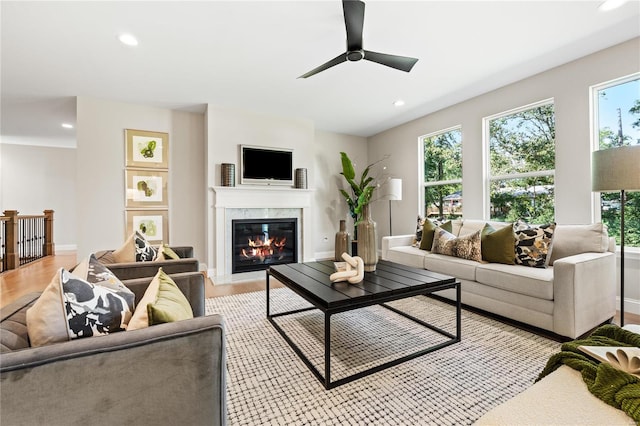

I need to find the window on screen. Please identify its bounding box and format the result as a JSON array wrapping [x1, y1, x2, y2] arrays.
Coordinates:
[[593, 74, 640, 247], [421, 127, 462, 220], [486, 100, 555, 223]]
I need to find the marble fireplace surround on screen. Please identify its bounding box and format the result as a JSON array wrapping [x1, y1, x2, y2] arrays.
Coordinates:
[[210, 186, 314, 281]]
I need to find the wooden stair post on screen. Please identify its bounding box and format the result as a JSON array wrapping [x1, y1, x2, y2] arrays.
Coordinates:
[[44, 209, 55, 256], [3, 210, 19, 270]]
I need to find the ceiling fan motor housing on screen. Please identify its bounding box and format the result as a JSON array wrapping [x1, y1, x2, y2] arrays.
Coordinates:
[[347, 50, 365, 62]]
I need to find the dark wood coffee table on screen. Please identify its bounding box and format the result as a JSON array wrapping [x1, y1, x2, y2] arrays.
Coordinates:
[[266, 259, 461, 389]]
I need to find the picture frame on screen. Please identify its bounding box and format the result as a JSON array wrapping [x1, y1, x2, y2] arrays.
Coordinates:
[[125, 168, 168, 208], [126, 209, 169, 243], [125, 129, 169, 169]]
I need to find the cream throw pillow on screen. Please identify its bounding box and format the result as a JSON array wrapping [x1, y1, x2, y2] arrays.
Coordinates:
[[127, 271, 161, 331]]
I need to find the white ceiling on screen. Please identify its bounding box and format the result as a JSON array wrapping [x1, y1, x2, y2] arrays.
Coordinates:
[[2, 1, 639, 148]]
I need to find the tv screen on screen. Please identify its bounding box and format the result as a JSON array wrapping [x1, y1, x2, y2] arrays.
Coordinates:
[[241, 145, 293, 185]]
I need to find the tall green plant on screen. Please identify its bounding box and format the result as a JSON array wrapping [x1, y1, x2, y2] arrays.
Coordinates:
[[338, 152, 377, 226]]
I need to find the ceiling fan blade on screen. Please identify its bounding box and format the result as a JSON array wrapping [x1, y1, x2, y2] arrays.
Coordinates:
[[343, 0, 365, 51], [363, 50, 419, 72], [298, 53, 348, 79]]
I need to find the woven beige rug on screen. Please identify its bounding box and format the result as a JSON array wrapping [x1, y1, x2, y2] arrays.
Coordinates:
[[206, 287, 560, 425]]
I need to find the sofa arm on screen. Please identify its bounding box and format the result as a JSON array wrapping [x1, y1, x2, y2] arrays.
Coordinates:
[[123, 272, 206, 317], [552, 251, 616, 338], [107, 258, 199, 280], [381, 234, 416, 260], [1, 314, 227, 425]]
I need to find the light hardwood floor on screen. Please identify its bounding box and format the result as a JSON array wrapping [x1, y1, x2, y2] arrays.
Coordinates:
[[1, 253, 637, 327], [0, 252, 281, 308]]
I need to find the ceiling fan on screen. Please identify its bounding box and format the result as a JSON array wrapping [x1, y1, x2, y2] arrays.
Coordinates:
[[299, 0, 419, 79]]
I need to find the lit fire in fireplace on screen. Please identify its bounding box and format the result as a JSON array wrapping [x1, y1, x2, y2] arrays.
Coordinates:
[[241, 236, 287, 262]]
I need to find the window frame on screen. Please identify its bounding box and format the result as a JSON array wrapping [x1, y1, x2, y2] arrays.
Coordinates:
[[418, 125, 463, 219], [589, 72, 640, 224], [483, 98, 556, 220]]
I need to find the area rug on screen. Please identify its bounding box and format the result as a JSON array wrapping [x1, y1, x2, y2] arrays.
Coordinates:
[[206, 287, 561, 425]]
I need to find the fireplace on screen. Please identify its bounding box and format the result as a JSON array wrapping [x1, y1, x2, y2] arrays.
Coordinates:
[[232, 218, 298, 273]]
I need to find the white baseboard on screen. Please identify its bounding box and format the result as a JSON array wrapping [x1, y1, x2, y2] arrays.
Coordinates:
[[55, 244, 77, 252], [621, 296, 640, 317], [314, 251, 334, 261]]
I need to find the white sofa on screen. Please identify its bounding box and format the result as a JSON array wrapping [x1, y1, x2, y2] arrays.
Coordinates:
[[381, 220, 616, 339]]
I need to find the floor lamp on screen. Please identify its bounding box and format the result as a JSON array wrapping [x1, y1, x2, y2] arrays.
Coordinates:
[[592, 145, 640, 326], [384, 178, 402, 235]]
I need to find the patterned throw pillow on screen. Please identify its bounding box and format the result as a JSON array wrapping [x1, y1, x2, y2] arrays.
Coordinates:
[[112, 231, 158, 263], [431, 227, 482, 262], [419, 219, 452, 251], [514, 222, 556, 268], [412, 215, 426, 247], [26, 268, 135, 347]]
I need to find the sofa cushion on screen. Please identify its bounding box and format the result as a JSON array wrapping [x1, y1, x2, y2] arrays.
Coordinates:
[[419, 219, 452, 250], [0, 296, 38, 353], [514, 222, 556, 268], [26, 268, 135, 347], [548, 223, 609, 265], [481, 223, 516, 265], [386, 246, 429, 269], [423, 253, 479, 281], [431, 227, 482, 262], [475, 263, 554, 300]]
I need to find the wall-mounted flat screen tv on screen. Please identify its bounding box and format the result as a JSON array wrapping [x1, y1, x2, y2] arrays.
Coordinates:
[[240, 145, 294, 185]]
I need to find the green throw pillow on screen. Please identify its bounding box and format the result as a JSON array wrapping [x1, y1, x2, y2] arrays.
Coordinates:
[[419, 219, 452, 251], [481, 223, 516, 265], [147, 269, 193, 325]]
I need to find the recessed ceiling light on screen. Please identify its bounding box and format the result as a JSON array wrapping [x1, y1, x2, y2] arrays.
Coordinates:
[[118, 33, 138, 46], [61, 123, 74, 129], [393, 100, 405, 107], [599, 0, 627, 11]]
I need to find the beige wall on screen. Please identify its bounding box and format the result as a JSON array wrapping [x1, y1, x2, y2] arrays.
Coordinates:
[[76, 97, 205, 261], [313, 130, 368, 259], [0, 143, 77, 248]]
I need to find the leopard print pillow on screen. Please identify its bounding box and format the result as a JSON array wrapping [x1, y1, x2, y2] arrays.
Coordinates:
[[431, 227, 482, 262]]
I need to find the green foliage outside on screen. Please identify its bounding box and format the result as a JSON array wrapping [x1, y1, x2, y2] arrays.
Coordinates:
[[489, 104, 556, 223], [423, 129, 462, 220], [598, 95, 640, 247]]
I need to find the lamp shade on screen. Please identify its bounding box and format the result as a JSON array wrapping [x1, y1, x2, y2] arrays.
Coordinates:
[[592, 145, 640, 192], [384, 178, 403, 201]]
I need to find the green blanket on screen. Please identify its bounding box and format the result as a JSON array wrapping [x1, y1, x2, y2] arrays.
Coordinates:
[[537, 324, 640, 422]]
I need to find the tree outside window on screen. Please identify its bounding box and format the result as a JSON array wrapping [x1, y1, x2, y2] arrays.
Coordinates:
[[488, 101, 555, 223], [595, 76, 640, 247], [423, 128, 462, 220]]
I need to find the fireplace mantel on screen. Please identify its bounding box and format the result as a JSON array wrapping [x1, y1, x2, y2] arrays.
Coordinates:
[[209, 186, 314, 279]]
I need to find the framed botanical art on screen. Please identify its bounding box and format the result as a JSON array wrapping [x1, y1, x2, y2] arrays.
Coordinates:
[[126, 210, 169, 243], [125, 169, 168, 208], [125, 129, 169, 169]]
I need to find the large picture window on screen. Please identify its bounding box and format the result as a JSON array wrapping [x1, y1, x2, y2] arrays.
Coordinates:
[[422, 127, 462, 220], [486, 100, 555, 223], [593, 74, 640, 247]]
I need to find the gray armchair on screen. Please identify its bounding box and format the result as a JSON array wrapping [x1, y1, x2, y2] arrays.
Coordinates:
[[0, 272, 227, 426], [93, 246, 199, 280]]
